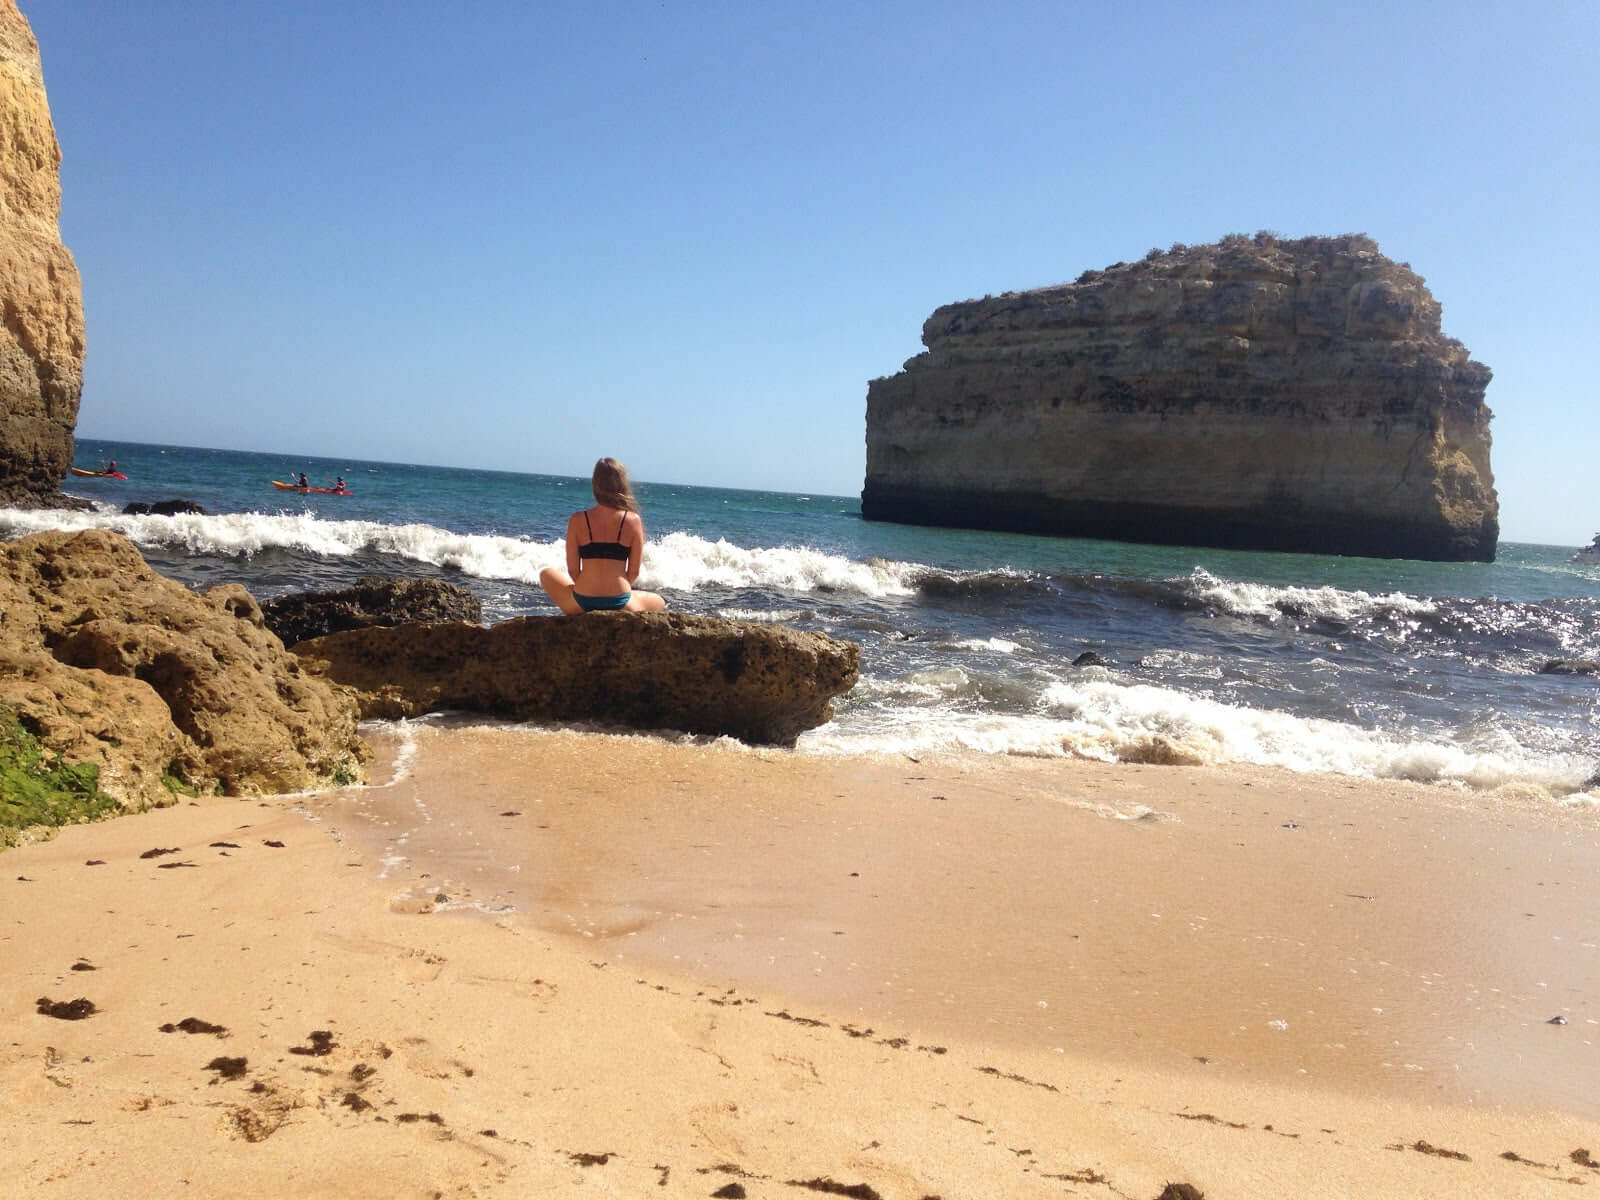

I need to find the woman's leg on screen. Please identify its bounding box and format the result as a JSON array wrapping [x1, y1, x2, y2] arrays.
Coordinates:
[[625, 589, 667, 612], [539, 566, 582, 615]]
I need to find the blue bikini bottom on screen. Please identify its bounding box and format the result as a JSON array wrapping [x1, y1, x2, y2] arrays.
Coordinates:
[[574, 591, 631, 612]]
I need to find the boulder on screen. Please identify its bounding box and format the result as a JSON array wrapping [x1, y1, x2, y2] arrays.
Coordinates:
[[295, 612, 860, 746], [863, 233, 1498, 561], [262, 576, 483, 647], [123, 499, 208, 516], [0, 530, 365, 808], [0, 3, 86, 509]]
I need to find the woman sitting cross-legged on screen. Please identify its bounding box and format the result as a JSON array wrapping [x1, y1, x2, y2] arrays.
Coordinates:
[[539, 457, 667, 614]]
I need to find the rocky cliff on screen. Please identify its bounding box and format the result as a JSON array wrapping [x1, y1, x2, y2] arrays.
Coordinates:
[[0, 531, 366, 809], [0, 1, 84, 508], [863, 234, 1497, 561]]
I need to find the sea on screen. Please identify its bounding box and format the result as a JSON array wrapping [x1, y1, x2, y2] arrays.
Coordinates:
[[5, 439, 1598, 801]]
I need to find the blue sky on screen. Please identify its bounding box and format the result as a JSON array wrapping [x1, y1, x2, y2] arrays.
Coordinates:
[[21, 1, 1598, 544]]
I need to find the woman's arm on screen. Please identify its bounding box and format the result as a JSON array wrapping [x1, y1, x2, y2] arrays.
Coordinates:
[[565, 513, 583, 579], [625, 512, 645, 584]]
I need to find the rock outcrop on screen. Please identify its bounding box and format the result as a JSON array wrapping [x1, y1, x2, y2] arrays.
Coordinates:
[[262, 576, 483, 648], [0, 2, 85, 508], [0, 530, 365, 809], [124, 499, 208, 516], [296, 613, 860, 746], [863, 233, 1498, 561]]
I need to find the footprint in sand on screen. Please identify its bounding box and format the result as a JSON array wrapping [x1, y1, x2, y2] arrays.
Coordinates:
[[392, 1035, 475, 1082], [315, 933, 448, 984], [688, 1100, 747, 1160]]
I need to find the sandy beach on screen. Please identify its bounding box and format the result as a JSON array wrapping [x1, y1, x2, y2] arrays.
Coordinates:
[[4, 722, 1597, 1198]]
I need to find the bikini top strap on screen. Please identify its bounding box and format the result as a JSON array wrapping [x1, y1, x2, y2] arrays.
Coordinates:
[[617, 510, 628, 538], [583, 511, 594, 540]]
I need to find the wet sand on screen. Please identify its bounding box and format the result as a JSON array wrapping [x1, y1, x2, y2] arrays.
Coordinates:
[[3, 720, 1597, 1198]]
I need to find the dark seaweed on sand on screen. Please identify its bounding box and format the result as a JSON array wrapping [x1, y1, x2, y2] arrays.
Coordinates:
[[205, 1056, 248, 1080], [785, 1179, 883, 1199], [36, 996, 96, 1020], [159, 1017, 228, 1036], [139, 847, 180, 859], [289, 1030, 337, 1056]]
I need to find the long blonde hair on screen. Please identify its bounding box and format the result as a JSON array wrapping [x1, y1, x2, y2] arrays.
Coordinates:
[[591, 457, 638, 512]]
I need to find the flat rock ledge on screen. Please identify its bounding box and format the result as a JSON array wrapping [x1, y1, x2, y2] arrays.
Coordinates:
[[261, 576, 482, 647], [295, 612, 861, 747], [0, 530, 366, 809]]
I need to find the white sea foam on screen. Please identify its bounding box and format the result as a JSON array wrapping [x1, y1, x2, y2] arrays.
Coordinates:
[[805, 674, 1593, 795], [715, 607, 809, 623], [0, 507, 923, 598], [1185, 567, 1438, 623], [644, 531, 918, 596], [943, 636, 1020, 654]]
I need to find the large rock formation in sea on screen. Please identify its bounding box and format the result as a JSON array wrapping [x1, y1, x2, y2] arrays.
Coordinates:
[[294, 613, 861, 747], [863, 233, 1498, 561], [0, 530, 366, 809], [0, 2, 85, 508]]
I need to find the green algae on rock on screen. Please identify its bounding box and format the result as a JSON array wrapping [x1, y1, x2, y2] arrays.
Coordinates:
[[1, 706, 120, 847]]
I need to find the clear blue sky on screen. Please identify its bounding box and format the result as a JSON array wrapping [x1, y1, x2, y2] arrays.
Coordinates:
[[21, 1, 1599, 544]]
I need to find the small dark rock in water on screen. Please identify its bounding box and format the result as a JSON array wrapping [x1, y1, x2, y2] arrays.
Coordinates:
[[1548, 1015, 1569, 1025], [1539, 659, 1599, 676], [36, 996, 97, 1020], [123, 499, 207, 516], [567, 1151, 612, 1166], [340, 1092, 372, 1113], [1572, 1148, 1598, 1168], [263, 839, 286, 848], [205, 1056, 248, 1080], [1073, 651, 1108, 667], [70, 960, 95, 972], [83, 859, 105, 866], [434, 893, 449, 905]]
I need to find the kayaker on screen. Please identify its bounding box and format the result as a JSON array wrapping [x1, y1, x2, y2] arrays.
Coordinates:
[[298, 473, 309, 488], [105, 459, 117, 474], [539, 457, 667, 614], [334, 476, 346, 491]]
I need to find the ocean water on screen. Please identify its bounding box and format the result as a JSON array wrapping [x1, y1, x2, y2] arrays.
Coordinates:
[[6, 439, 1598, 799]]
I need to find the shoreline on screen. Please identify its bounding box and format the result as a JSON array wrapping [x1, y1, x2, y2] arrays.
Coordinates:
[[4, 724, 1598, 1197]]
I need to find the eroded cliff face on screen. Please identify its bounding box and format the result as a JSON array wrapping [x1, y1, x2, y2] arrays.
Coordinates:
[[0, 1, 84, 507], [863, 234, 1497, 561]]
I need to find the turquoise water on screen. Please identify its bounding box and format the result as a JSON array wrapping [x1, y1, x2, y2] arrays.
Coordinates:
[[5, 438, 1596, 798]]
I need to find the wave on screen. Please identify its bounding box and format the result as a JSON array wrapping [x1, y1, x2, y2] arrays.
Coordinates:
[[807, 673, 1595, 796], [0, 507, 925, 599], [1180, 567, 1438, 624]]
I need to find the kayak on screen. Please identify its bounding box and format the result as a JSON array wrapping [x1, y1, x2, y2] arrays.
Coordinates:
[[271, 480, 352, 495], [69, 467, 127, 479]]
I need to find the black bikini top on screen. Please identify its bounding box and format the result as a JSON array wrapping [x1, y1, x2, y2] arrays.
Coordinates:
[[579, 510, 631, 562]]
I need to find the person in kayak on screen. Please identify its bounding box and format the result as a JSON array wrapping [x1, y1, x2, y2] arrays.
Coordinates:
[[539, 457, 666, 614], [298, 473, 309, 488], [105, 459, 117, 474], [334, 476, 346, 491]]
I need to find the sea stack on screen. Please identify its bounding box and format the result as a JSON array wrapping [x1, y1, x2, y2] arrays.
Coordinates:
[[863, 234, 1497, 561], [0, 0, 85, 508]]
